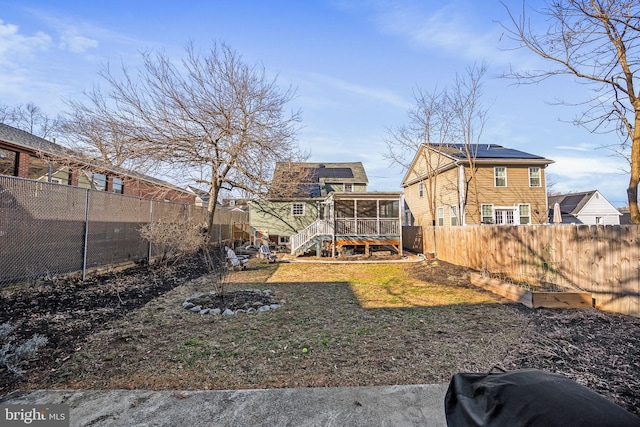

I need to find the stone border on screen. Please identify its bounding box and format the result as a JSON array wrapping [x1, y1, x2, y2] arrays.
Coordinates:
[[181, 289, 281, 315]]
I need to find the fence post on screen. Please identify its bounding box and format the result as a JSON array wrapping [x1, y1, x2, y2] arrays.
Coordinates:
[[81, 189, 90, 281], [148, 200, 153, 262]]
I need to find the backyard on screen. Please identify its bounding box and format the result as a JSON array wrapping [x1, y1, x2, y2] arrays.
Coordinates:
[[1, 256, 639, 416]]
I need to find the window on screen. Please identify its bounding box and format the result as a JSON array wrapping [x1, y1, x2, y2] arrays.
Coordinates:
[[481, 204, 494, 224], [495, 209, 515, 225], [450, 205, 458, 226], [437, 207, 444, 226], [92, 173, 107, 191], [344, 183, 353, 192], [379, 200, 399, 218], [494, 167, 507, 187], [291, 202, 305, 216], [519, 204, 531, 225], [279, 235, 290, 245], [0, 148, 17, 176], [28, 156, 50, 180], [418, 182, 424, 198], [111, 177, 123, 194], [357, 200, 377, 218], [529, 167, 541, 187]]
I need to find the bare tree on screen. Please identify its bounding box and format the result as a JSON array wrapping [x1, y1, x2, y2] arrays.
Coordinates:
[[0, 102, 62, 140], [450, 62, 489, 225], [66, 42, 304, 238], [62, 87, 155, 172], [385, 86, 452, 226], [500, 0, 640, 222], [385, 62, 489, 226]]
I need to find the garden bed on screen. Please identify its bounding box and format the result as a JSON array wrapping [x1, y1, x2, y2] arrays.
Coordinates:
[[469, 272, 592, 309]]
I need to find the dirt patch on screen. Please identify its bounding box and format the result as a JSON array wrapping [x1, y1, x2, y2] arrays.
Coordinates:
[[1, 257, 639, 417]]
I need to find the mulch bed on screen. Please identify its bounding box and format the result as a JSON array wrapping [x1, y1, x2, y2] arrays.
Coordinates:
[[0, 254, 211, 394], [1, 256, 639, 418]]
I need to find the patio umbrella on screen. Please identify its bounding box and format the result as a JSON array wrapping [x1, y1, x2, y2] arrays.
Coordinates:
[[553, 202, 562, 224]]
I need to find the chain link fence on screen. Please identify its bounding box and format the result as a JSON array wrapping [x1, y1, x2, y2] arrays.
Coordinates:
[[0, 175, 249, 287]]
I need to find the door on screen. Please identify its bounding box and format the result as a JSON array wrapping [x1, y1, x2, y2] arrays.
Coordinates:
[[495, 209, 515, 225]]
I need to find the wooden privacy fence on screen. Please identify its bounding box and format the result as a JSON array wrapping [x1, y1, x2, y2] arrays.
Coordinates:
[[423, 224, 640, 317]]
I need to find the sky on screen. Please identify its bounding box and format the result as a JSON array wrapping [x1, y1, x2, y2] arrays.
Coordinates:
[[0, 0, 632, 207]]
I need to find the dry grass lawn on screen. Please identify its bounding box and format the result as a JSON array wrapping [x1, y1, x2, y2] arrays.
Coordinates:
[[44, 260, 527, 391]]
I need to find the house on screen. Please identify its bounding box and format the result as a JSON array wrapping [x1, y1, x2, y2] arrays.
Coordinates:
[[250, 162, 402, 257], [402, 144, 554, 226], [549, 190, 621, 225], [0, 123, 195, 203]]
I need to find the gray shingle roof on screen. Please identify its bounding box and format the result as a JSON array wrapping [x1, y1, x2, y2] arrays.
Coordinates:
[[548, 191, 596, 215], [269, 161, 368, 198]]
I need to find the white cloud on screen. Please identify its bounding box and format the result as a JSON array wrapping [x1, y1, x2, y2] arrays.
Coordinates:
[[60, 32, 99, 54], [0, 19, 52, 65]]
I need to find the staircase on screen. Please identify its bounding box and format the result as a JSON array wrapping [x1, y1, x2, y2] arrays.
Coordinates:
[[290, 219, 333, 255]]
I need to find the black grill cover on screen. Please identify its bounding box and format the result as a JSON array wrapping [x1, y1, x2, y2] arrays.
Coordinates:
[[444, 369, 640, 427]]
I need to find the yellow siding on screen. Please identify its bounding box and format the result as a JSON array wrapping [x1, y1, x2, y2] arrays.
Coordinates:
[[464, 165, 548, 224], [404, 150, 550, 227]]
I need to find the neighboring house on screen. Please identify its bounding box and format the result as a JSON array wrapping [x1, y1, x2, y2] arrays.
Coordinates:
[[0, 123, 195, 203], [549, 190, 621, 225], [250, 162, 402, 256], [402, 144, 554, 227]]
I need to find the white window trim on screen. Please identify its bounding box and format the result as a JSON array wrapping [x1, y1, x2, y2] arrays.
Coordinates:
[[481, 203, 494, 224], [450, 205, 458, 226], [494, 167, 507, 187], [518, 203, 531, 225], [528, 167, 541, 187], [344, 183, 353, 192], [437, 206, 444, 226], [418, 182, 424, 198], [291, 202, 305, 216]]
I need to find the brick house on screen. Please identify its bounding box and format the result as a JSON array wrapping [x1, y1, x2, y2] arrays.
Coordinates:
[[0, 123, 194, 203]]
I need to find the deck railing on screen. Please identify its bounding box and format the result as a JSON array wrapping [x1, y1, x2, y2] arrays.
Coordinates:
[[335, 218, 400, 235], [290, 219, 334, 254], [291, 218, 401, 254]]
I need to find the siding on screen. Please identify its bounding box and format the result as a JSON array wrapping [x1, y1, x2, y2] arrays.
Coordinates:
[[466, 165, 548, 224], [404, 156, 549, 227], [576, 193, 621, 225], [250, 199, 319, 237]]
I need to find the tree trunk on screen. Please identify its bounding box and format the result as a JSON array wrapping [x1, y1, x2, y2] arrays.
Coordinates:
[[207, 181, 221, 242], [628, 112, 640, 224]]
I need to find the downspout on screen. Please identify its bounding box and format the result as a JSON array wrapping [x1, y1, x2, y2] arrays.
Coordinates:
[[458, 164, 466, 226]]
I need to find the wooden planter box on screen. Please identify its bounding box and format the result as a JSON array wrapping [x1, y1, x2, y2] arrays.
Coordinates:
[[470, 272, 592, 309]]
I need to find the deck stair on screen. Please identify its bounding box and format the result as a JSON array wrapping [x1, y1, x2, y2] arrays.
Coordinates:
[[290, 219, 333, 255]]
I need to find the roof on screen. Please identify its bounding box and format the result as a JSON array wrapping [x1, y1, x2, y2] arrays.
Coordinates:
[[269, 162, 368, 198], [436, 144, 550, 161], [0, 122, 190, 194], [402, 143, 554, 187], [548, 191, 597, 215]]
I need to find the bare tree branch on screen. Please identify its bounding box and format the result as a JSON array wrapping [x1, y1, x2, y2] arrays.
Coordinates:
[[500, 0, 640, 222]]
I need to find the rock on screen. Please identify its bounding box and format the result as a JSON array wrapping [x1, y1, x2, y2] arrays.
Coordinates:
[[258, 305, 270, 312], [182, 301, 195, 309], [247, 308, 256, 313], [235, 309, 246, 314], [269, 304, 281, 310], [222, 309, 235, 315], [190, 305, 202, 312], [211, 308, 221, 315], [200, 309, 210, 315]]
